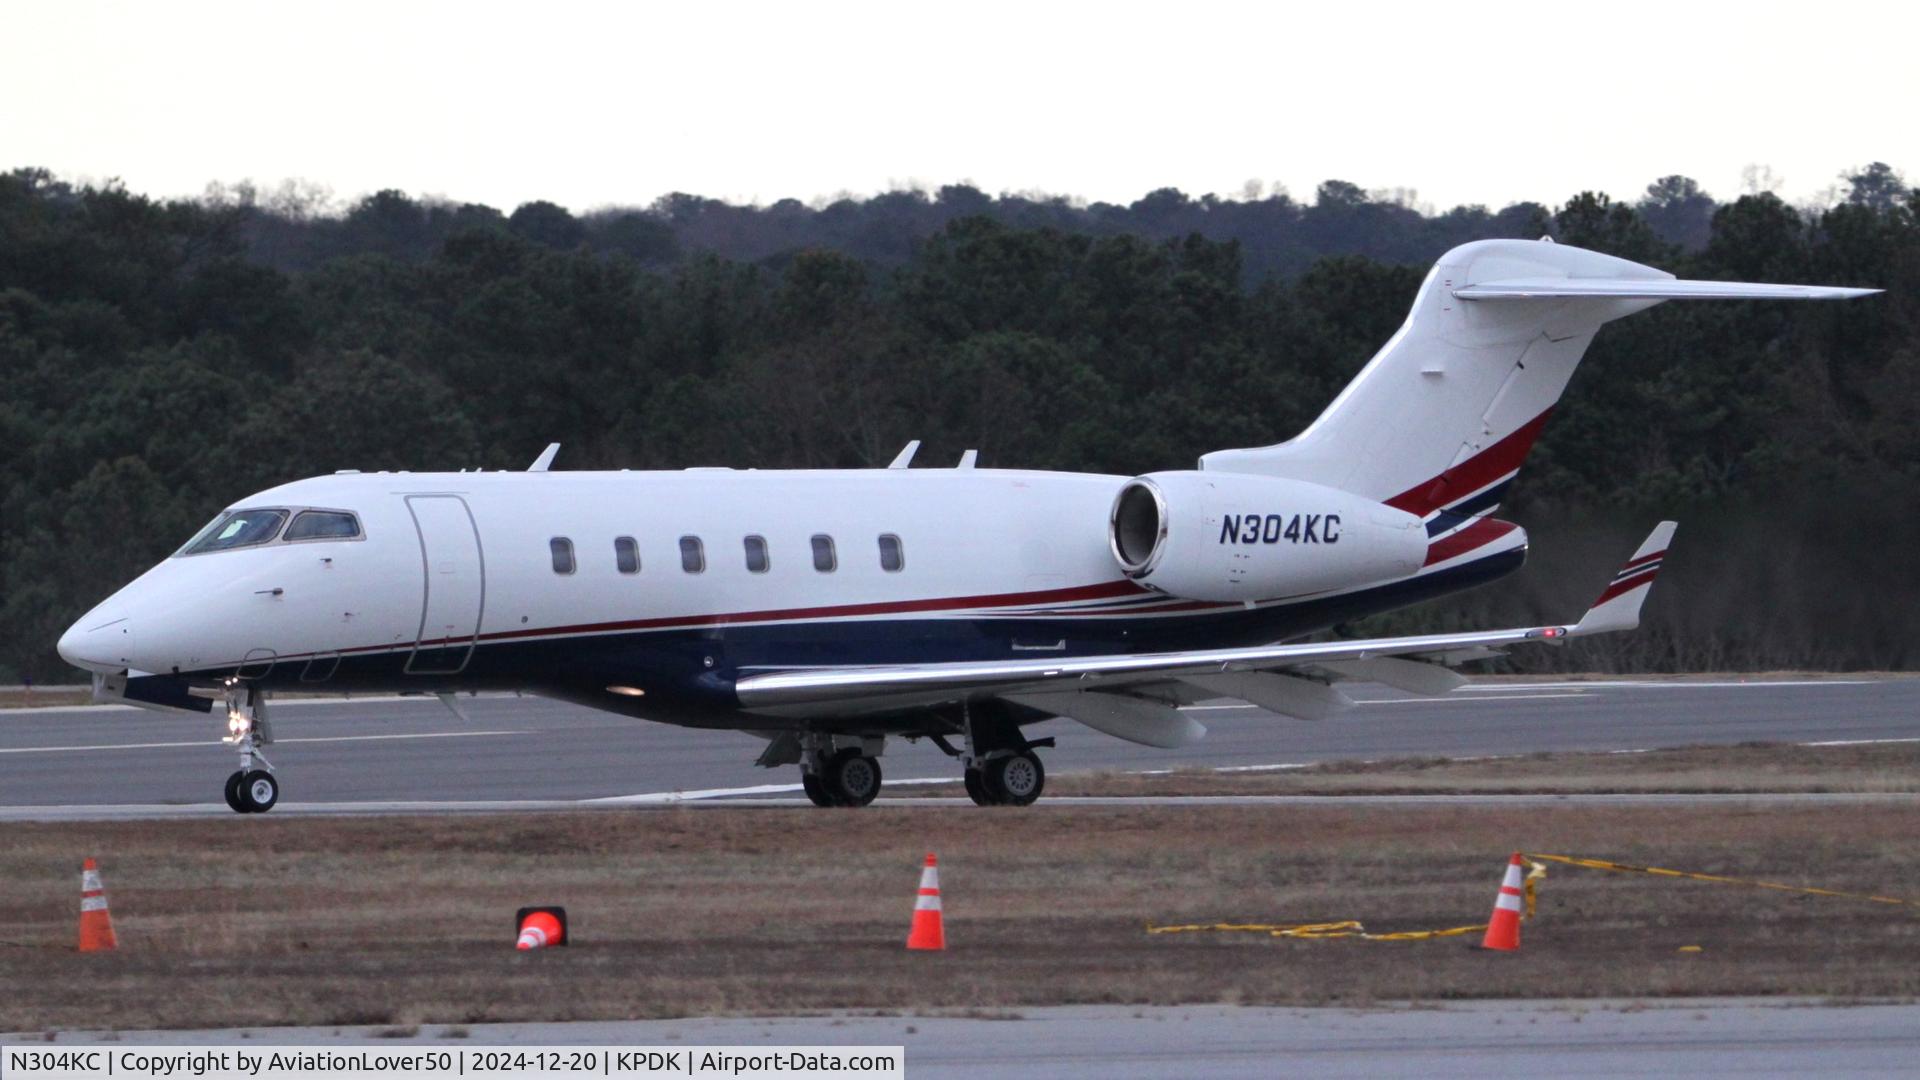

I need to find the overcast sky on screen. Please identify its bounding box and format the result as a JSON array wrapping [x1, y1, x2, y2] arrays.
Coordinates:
[[5, 0, 1914, 214]]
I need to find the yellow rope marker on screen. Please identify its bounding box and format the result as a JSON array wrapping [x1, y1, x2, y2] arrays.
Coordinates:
[[1145, 849, 1913, 942], [1520, 853, 1920, 907]]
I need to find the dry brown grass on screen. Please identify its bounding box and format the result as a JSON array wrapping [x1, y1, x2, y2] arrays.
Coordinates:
[[0, 688, 93, 709], [3, 796, 1919, 1032], [1009, 741, 1920, 797]]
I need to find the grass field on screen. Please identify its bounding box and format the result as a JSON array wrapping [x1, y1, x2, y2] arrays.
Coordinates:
[[1012, 740, 1920, 796], [4, 756, 1919, 1033]]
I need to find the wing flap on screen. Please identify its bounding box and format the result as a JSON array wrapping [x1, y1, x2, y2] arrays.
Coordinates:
[[1003, 691, 1206, 748], [1180, 671, 1351, 721]]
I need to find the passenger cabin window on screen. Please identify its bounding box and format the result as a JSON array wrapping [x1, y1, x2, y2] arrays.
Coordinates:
[[550, 537, 576, 575], [615, 536, 640, 574], [744, 535, 770, 574], [680, 536, 705, 573], [811, 534, 837, 572], [180, 509, 289, 555], [285, 510, 362, 541], [879, 533, 905, 572]]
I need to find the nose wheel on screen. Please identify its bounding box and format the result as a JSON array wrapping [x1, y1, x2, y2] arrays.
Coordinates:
[[219, 682, 279, 814], [223, 769, 281, 813]]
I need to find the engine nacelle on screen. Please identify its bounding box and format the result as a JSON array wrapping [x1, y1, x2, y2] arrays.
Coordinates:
[[1109, 471, 1428, 601]]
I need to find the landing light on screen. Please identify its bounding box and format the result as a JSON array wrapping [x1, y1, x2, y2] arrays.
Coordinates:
[[224, 708, 251, 743], [606, 685, 646, 697]]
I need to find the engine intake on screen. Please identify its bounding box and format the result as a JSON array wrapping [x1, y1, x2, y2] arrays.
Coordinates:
[[1108, 471, 1429, 602]]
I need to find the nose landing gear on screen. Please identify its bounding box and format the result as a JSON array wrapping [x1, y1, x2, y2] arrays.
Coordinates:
[[220, 682, 279, 813]]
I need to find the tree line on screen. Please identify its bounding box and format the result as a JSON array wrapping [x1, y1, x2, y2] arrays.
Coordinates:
[[1, 165, 1913, 681]]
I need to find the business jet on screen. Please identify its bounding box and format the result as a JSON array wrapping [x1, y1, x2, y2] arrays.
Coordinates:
[[57, 239, 1876, 812]]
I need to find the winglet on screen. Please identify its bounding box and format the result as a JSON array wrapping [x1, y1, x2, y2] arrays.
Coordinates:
[[528, 443, 560, 472], [1571, 522, 1677, 636]]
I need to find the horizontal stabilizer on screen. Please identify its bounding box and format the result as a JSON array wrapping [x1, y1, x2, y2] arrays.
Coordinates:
[[1455, 279, 1879, 302], [1571, 521, 1677, 636]]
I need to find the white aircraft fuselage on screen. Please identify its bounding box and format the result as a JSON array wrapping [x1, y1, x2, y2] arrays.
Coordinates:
[[59, 465, 1520, 730], [55, 238, 1877, 811]]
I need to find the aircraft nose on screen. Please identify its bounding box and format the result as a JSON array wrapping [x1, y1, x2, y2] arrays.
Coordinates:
[[57, 614, 136, 673]]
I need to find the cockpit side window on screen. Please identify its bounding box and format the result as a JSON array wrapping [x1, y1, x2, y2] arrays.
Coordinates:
[[285, 510, 363, 541], [179, 509, 289, 555]]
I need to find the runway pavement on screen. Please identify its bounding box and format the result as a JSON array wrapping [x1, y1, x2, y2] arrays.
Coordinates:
[[23, 1001, 1920, 1077], [1, 677, 1913, 816]]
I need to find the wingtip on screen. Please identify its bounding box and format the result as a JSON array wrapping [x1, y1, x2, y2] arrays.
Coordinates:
[[1571, 522, 1678, 637]]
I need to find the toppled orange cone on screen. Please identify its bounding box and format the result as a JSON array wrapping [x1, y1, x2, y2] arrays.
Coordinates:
[[79, 857, 118, 952], [906, 852, 945, 951], [515, 906, 567, 950], [1480, 853, 1525, 951]]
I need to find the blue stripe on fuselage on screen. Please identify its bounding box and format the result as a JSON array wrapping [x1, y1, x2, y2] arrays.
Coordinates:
[[224, 545, 1527, 726]]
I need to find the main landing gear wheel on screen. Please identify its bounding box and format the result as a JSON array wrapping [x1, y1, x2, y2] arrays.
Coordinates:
[[802, 772, 838, 808], [984, 752, 1044, 806], [224, 770, 247, 813], [825, 751, 882, 807], [964, 768, 992, 807]]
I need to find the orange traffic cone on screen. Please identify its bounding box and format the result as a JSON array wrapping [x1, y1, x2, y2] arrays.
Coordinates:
[[78, 858, 118, 952], [906, 852, 945, 951], [1479, 853, 1525, 951], [515, 906, 567, 950]]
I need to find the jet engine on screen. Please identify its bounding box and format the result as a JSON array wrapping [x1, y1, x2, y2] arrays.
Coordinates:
[[1109, 471, 1428, 601]]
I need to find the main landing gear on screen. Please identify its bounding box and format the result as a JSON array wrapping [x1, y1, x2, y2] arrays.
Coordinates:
[[800, 734, 884, 807], [220, 682, 280, 813], [963, 750, 1046, 807], [952, 700, 1049, 807]]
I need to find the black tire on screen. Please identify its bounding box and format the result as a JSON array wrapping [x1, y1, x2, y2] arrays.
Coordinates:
[[223, 770, 248, 813], [241, 769, 279, 813], [801, 772, 838, 808], [827, 752, 882, 807], [963, 767, 994, 806], [985, 752, 1044, 807]]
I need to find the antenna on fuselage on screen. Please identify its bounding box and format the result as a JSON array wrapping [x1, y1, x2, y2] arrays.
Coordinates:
[[887, 440, 921, 469], [528, 443, 561, 472], [956, 449, 978, 469]]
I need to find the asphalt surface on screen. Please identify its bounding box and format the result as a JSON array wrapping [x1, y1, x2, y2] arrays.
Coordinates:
[[21, 1001, 1920, 1077], [1, 678, 1913, 814]]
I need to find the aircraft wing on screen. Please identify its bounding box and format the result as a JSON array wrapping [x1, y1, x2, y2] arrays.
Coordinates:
[[734, 523, 1676, 748]]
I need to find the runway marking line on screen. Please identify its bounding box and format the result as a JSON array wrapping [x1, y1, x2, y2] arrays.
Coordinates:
[[0, 730, 528, 754]]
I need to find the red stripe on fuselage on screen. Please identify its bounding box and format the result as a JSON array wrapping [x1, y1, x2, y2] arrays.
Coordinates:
[[1386, 410, 1554, 518], [458, 578, 1153, 647], [1422, 518, 1520, 567]]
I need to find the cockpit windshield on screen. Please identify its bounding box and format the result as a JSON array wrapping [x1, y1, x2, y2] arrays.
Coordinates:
[[178, 509, 289, 555]]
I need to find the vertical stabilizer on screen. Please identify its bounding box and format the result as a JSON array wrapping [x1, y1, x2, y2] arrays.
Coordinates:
[[1199, 240, 1875, 525]]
